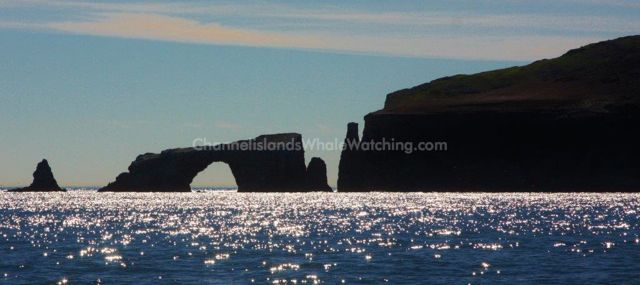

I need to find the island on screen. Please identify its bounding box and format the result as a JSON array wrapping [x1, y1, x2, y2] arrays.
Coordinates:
[[338, 35, 640, 192]]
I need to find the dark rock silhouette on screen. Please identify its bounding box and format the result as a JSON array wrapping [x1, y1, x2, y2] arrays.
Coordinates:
[[338, 36, 640, 192], [338, 123, 365, 192], [10, 159, 66, 192], [306, 157, 333, 192], [99, 133, 330, 192]]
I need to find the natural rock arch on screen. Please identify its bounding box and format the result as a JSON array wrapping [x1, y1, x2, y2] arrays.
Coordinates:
[[99, 133, 332, 192], [191, 161, 238, 189]]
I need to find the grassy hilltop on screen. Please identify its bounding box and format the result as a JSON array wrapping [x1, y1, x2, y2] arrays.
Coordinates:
[[381, 36, 640, 114]]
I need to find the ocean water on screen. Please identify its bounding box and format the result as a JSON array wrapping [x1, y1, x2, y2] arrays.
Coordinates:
[[0, 191, 639, 284]]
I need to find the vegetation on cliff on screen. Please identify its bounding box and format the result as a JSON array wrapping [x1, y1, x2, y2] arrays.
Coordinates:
[[382, 36, 640, 114]]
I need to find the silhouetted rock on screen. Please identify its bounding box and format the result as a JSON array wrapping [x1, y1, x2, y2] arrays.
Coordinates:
[[337, 123, 366, 192], [100, 133, 331, 192], [306, 157, 332, 192], [338, 36, 640, 192], [345, 122, 359, 142], [10, 159, 66, 192]]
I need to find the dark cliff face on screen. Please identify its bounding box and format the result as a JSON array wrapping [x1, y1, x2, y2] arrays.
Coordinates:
[[338, 36, 640, 192], [10, 159, 66, 192], [100, 133, 329, 192]]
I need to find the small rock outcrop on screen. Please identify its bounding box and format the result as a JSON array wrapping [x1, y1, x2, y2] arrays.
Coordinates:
[[100, 133, 331, 192], [306, 157, 333, 192], [10, 159, 66, 192]]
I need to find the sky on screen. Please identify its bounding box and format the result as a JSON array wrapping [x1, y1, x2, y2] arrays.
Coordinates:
[[1, 0, 639, 187]]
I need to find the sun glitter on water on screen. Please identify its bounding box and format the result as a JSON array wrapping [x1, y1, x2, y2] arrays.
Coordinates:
[[1, 191, 639, 284]]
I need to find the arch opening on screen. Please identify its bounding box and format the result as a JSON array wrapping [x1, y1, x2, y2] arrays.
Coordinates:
[[191, 162, 238, 191]]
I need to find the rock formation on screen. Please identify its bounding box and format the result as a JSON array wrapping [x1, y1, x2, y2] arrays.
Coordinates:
[[306, 157, 333, 192], [10, 159, 66, 192], [338, 35, 640, 192], [337, 123, 365, 192], [100, 133, 331, 192]]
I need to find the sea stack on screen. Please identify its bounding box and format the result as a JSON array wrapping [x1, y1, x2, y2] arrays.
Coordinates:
[[10, 159, 66, 192], [306, 157, 333, 192]]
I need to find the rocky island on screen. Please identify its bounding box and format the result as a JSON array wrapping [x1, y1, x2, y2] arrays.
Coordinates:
[[9, 159, 66, 192], [338, 36, 640, 192], [100, 133, 332, 192]]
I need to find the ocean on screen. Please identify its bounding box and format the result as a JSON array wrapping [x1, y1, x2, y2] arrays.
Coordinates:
[[1, 191, 639, 284]]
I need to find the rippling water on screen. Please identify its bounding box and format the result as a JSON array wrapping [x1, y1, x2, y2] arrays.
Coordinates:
[[1, 191, 639, 284]]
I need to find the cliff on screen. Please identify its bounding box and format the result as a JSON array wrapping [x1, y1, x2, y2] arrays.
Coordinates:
[[100, 133, 330, 192], [338, 36, 640, 192]]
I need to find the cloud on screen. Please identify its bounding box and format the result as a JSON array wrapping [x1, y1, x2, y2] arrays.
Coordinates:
[[283, 11, 640, 35], [48, 13, 324, 49], [44, 12, 601, 61], [20, 0, 640, 35], [1, 1, 638, 60]]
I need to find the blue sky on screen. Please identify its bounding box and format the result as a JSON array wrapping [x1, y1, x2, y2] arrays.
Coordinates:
[[1, 0, 639, 187]]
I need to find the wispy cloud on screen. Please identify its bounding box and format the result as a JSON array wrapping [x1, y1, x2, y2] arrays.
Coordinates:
[[42, 12, 601, 61], [48, 13, 324, 49], [1, 0, 638, 60], [13, 0, 639, 34]]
